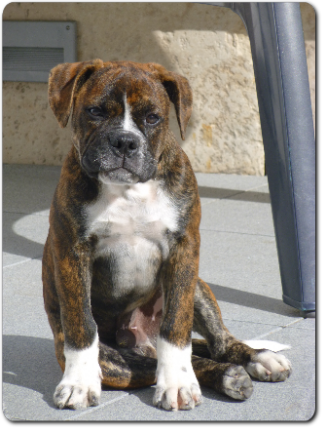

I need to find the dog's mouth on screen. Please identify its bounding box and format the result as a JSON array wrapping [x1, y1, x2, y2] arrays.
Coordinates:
[[99, 166, 140, 184], [82, 151, 140, 184], [101, 155, 142, 183]]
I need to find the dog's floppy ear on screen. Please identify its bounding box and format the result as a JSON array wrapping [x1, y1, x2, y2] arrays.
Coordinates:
[[149, 64, 193, 140], [48, 59, 104, 127]]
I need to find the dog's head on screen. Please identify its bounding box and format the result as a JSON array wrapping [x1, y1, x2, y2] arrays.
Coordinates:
[[48, 60, 192, 184]]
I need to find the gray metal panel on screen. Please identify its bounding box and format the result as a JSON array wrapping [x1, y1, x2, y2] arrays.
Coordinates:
[[3, 47, 64, 71], [3, 21, 76, 82]]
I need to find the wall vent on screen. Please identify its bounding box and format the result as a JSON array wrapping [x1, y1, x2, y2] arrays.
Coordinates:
[[3, 21, 76, 82]]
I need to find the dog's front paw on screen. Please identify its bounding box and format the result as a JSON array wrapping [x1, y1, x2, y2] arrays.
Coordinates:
[[153, 382, 202, 411], [54, 338, 102, 409], [154, 338, 202, 411], [246, 350, 292, 382], [54, 378, 101, 409]]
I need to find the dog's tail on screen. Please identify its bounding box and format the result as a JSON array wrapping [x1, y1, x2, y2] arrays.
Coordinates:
[[243, 340, 291, 352]]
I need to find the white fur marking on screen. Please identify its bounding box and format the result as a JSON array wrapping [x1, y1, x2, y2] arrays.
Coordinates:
[[123, 93, 132, 131], [123, 93, 140, 135], [154, 337, 201, 410], [53, 335, 102, 409], [87, 180, 178, 238]]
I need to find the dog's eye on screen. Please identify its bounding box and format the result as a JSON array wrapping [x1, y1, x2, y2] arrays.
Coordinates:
[[146, 113, 160, 125], [88, 107, 104, 118]]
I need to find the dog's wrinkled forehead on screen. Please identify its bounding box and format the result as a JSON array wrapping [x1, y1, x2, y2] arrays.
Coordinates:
[[78, 66, 170, 114]]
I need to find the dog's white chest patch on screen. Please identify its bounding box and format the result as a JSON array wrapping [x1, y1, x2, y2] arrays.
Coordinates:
[[86, 180, 178, 293], [87, 180, 178, 240]]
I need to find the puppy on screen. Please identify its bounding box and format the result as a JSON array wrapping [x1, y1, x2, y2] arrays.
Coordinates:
[[42, 60, 291, 411]]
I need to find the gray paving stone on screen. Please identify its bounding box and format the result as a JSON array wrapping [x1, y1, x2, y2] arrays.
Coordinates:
[[200, 199, 274, 236]]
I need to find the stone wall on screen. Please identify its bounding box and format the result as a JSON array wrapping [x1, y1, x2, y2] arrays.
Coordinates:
[[3, 2, 315, 175]]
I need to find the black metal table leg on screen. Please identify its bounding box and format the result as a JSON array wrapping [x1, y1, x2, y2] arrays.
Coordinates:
[[209, 3, 315, 311]]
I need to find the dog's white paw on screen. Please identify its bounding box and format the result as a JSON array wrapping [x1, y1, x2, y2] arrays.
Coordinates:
[[246, 350, 292, 382], [153, 382, 202, 411], [54, 336, 102, 409], [153, 338, 202, 411], [54, 377, 101, 409]]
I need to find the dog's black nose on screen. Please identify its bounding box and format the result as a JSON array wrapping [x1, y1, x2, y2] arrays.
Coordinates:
[[110, 132, 140, 158]]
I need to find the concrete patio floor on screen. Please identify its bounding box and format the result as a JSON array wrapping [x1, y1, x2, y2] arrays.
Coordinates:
[[2, 164, 315, 421]]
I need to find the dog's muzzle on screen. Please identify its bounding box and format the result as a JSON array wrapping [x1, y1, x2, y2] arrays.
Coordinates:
[[81, 130, 149, 182]]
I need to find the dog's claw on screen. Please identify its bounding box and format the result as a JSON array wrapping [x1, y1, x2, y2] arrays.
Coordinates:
[[153, 383, 202, 411]]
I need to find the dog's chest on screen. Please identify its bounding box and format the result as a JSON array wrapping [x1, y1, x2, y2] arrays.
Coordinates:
[[85, 180, 178, 294]]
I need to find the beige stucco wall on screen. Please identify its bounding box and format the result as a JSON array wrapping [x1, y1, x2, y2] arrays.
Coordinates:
[[2, 2, 315, 174]]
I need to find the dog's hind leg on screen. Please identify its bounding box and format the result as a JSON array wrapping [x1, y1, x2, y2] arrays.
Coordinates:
[[99, 343, 157, 389], [191, 337, 254, 401], [193, 278, 232, 360], [191, 355, 253, 401], [193, 278, 292, 384]]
